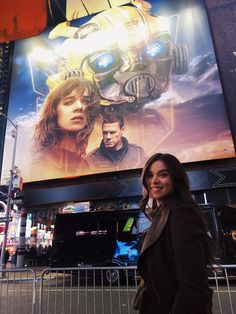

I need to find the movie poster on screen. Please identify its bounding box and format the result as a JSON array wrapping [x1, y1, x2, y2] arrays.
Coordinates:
[[1, 0, 235, 183]]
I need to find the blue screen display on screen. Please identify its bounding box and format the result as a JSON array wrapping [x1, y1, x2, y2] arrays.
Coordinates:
[[114, 240, 139, 262]]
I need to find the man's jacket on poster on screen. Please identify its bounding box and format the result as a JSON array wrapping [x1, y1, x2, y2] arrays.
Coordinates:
[[86, 137, 146, 171]]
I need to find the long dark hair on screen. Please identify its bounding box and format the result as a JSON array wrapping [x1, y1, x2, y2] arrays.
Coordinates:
[[140, 152, 213, 264], [140, 153, 193, 211]]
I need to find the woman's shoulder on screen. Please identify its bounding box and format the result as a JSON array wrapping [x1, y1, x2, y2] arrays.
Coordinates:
[[164, 199, 197, 209], [164, 199, 202, 218], [165, 200, 206, 233]]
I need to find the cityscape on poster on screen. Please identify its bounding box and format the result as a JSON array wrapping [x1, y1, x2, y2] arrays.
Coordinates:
[[1, 0, 235, 183]]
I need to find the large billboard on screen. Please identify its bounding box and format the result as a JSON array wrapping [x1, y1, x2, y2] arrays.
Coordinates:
[[1, 0, 235, 183]]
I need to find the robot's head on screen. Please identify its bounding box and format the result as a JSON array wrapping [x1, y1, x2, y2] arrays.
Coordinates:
[[54, 6, 174, 110]]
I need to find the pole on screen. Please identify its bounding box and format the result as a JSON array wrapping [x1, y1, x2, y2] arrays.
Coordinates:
[[16, 208, 27, 268], [0, 112, 18, 270]]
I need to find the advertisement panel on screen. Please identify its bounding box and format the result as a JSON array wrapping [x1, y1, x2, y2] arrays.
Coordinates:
[[1, 0, 235, 183]]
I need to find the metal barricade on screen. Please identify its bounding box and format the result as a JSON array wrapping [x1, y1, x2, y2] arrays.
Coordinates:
[[0, 268, 37, 314], [1, 265, 236, 314], [39, 266, 139, 314], [210, 264, 236, 314], [39, 265, 236, 314]]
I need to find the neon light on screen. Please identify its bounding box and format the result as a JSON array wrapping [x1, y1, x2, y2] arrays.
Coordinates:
[[123, 218, 134, 232]]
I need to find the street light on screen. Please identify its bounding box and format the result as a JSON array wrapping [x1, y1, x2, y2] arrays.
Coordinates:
[[0, 112, 18, 269]]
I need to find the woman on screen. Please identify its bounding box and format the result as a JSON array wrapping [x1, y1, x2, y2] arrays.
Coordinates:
[[32, 77, 100, 179], [135, 153, 213, 314]]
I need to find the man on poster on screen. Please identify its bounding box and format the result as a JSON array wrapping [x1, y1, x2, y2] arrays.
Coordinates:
[[86, 111, 146, 172]]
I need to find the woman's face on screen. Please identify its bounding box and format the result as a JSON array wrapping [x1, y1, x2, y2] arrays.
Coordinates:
[[146, 160, 174, 205], [56, 89, 89, 132]]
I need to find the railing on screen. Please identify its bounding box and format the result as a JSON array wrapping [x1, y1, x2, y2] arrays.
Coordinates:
[[210, 264, 236, 314], [39, 266, 138, 314], [0, 268, 37, 314], [0, 265, 236, 314]]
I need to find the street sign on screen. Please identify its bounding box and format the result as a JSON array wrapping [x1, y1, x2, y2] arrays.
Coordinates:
[[0, 217, 12, 223]]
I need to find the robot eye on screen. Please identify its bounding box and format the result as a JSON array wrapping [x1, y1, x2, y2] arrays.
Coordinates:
[[89, 52, 120, 73], [144, 40, 168, 59], [97, 54, 114, 68]]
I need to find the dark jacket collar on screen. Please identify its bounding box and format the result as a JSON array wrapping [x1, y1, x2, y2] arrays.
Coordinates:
[[99, 137, 129, 163], [139, 206, 170, 257]]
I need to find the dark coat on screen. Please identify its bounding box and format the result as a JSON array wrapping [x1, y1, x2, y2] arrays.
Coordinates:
[[85, 137, 146, 171], [137, 200, 213, 314]]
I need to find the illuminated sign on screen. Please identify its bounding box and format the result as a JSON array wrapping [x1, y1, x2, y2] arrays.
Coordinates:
[[1, 0, 235, 183]]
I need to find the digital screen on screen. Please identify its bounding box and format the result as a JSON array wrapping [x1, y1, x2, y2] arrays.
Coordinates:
[[114, 240, 139, 263], [1, 0, 235, 183], [52, 210, 149, 266]]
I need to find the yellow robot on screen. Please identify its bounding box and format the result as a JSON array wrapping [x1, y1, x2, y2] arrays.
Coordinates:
[[48, 3, 188, 112]]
